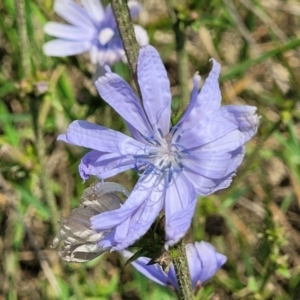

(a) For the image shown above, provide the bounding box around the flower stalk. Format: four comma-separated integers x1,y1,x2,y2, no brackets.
110,0,194,296
111,0,139,84
170,239,194,300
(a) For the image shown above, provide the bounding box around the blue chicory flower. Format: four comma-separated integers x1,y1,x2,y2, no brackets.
43,0,148,65
58,45,259,251
123,241,227,290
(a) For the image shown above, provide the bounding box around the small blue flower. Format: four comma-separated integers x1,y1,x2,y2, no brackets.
59,45,259,250
43,0,148,65
123,241,227,290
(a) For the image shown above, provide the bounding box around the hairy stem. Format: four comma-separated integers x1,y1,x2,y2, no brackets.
170,239,194,300
110,0,140,90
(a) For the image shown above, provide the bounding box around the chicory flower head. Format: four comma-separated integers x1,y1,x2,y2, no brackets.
43,0,148,65
124,241,226,290
59,45,259,251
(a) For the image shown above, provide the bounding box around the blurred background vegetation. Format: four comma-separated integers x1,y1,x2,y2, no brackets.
1,0,300,299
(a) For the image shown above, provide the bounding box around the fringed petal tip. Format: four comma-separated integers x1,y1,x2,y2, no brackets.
95,68,116,88
209,58,222,73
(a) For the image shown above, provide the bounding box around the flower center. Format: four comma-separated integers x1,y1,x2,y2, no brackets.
98,27,115,45
135,132,184,180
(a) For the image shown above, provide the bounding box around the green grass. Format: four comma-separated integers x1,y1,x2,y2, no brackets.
0,0,300,299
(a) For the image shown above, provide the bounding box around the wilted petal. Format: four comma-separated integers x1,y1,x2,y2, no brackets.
95,69,153,137
52,182,126,262
138,45,171,135
43,39,91,56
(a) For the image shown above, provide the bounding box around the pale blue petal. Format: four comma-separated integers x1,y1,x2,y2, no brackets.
185,244,199,287
112,176,164,250
44,22,95,40
102,4,115,28
182,147,245,187
81,0,105,24
128,0,142,18
178,59,221,130
177,106,259,151
62,120,145,154
165,174,197,247
127,241,226,290
181,152,232,179
176,72,201,127
79,150,136,180
95,69,153,138
226,146,245,173
122,250,177,287
54,0,95,30
165,200,197,247
191,242,227,283
92,174,164,250
138,45,171,135
91,175,154,230
184,170,235,195
126,122,147,143
43,39,91,56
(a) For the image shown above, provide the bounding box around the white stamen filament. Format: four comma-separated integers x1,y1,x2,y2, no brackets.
135,132,183,176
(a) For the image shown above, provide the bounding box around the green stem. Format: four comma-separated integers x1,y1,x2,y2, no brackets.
15,0,31,77
170,240,194,300
110,0,140,90
30,97,60,233
111,1,193,297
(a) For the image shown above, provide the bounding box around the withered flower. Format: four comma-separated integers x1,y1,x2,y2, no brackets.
52,182,128,262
